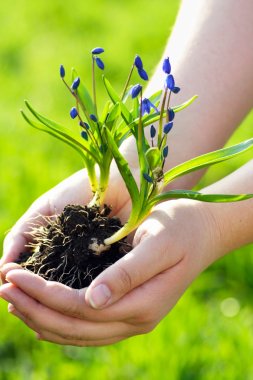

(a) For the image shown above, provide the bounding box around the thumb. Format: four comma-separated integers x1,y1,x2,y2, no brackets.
85,215,184,309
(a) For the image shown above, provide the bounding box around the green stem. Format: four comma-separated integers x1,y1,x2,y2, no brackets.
157,88,168,146
138,90,150,209
165,91,172,122
121,63,135,101
104,212,139,245
92,57,98,116
86,161,98,195
88,162,110,207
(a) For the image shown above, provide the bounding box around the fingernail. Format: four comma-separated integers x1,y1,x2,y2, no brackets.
88,284,111,309
8,303,15,313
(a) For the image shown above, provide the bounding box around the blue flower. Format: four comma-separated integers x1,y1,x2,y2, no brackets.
143,172,153,183
168,108,175,121
162,57,171,74
131,84,142,98
165,74,175,91
150,125,156,139
172,86,180,94
60,64,65,78
163,146,169,158
71,77,80,90
70,107,78,119
90,114,98,122
79,121,90,129
141,98,158,115
81,131,88,141
138,68,148,81
95,57,105,70
165,75,180,94
163,122,173,134
91,47,104,55
134,55,143,70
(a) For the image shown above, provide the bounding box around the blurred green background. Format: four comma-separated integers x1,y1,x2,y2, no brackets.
1,0,253,379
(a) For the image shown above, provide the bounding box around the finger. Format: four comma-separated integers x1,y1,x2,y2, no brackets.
0,283,132,341
2,268,119,322
8,303,41,333
8,303,125,346
0,263,22,284
85,208,185,309
2,256,191,329
38,332,125,347
3,267,152,323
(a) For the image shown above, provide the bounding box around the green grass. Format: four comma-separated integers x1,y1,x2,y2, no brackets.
1,0,253,378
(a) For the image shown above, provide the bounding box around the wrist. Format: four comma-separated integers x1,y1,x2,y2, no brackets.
153,198,223,275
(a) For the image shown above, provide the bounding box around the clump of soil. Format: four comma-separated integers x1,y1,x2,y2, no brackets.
17,204,131,289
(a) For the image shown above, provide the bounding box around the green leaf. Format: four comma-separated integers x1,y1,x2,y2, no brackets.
103,76,133,125
149,189,253,206
72,68,96,115
132,97,140,119
172,95,198,113
100,100,111,124
149,90,162,105
164,139,253,185
21,110,87,162
24,101,100,163
104,127,140,207
107,102,121,129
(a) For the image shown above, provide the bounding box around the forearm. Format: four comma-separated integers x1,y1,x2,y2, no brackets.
200,159,253,266
123,0,253,189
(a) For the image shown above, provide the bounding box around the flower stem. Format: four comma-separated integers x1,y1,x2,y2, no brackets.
121,63,135,101
165,91,172,122
88,164,109,207
157,88,168,146
92,56,98,116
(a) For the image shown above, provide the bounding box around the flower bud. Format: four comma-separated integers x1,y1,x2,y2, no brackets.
172,86,180,94
163,146,169,158
162,57,171,75
60,64,65,78
91,47,104,55
143,173,153,183
163,122,173,134
138,68,149,81
70,107,78,119
81,131,88,141
90,114,98,122
168,108,175,121
165,74,175,91
141,98,151,115
71,77,80,90
79,121,90,129
131,84,142,99
95,57,105,70
150,125,156,138
141,98,158,115
134,55,143,69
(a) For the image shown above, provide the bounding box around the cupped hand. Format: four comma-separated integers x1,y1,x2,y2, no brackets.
0,198,221,346
1,165,132,267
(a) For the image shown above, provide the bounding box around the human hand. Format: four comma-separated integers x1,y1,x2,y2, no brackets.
0,198,221,346
0,163,134,268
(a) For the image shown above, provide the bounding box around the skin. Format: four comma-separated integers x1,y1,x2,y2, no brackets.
1,0,253,346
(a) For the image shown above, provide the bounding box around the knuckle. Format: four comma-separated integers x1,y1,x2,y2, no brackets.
133,227,150,247
138,322,157,334
132,309,157,326
115,265,133,293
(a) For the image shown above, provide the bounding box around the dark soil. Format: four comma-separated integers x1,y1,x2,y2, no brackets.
17,204,131,289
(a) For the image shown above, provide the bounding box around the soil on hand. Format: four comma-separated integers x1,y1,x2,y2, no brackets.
17,204,130,289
